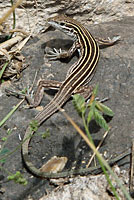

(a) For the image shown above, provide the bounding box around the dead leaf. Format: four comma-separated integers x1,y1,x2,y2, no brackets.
40,156,68,173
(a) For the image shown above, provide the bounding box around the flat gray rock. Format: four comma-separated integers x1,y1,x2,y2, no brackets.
0,16,134,200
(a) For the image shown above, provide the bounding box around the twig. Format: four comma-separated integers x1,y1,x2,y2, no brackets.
129,139,134,197
10,0,16,30
86,129,110,168
0,0,23,25
29,71,38,93
0,35,24,50
9,29,29,36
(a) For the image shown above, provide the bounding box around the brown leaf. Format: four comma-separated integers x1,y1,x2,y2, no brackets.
40,156,68,173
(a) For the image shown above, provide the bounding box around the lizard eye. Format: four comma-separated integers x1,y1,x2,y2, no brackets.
60,22,65,26
70,28,74,32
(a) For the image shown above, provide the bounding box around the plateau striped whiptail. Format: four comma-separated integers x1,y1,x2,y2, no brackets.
22,15,121,178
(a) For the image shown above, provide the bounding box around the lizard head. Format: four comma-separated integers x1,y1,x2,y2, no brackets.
47,15,78,40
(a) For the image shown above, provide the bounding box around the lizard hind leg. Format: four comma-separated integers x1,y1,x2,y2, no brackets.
31,79,62,108
95,36,120,47
73,85,94,101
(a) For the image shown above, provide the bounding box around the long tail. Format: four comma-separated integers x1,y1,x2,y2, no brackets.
21,92,72,178
22,124,131,178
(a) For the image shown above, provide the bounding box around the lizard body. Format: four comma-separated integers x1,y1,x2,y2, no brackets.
22,15,121,178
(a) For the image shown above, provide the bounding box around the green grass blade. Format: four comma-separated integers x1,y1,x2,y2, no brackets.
0,61,9,80
0,99,24,127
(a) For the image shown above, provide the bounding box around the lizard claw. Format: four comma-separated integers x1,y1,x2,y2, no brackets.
108,35,121,43
46,48,63,60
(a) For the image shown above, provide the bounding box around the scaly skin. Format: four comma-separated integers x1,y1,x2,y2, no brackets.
22,15,122,178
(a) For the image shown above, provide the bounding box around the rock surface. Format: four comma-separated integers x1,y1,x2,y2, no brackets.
0,0,134,33
40,167,129,200
0,2,134,200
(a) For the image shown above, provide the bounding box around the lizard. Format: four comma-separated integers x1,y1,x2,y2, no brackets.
21,15,122,178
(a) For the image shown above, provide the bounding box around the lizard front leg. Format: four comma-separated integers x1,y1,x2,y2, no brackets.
46,40,80,60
